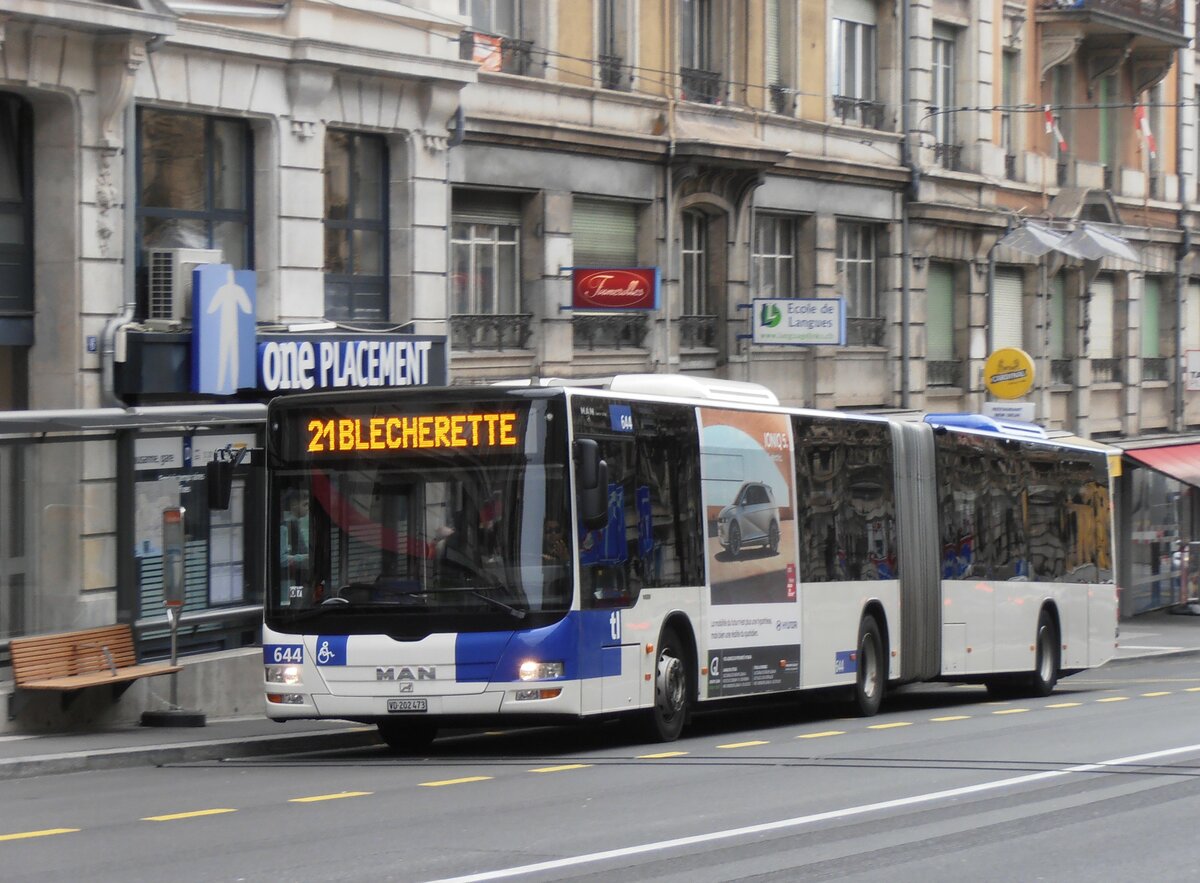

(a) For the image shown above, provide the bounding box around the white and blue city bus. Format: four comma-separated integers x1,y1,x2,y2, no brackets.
259,374,1117,751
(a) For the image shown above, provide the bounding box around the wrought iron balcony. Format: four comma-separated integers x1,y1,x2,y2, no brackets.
1142,356,1168,382
1036,0,1183,37
832,95,886,129
928,360,963,387
769,82,794,115
934,143,962,171
1091,357,1122,383
501,38,535,76
679,314,718,349
450,313,533,352
680,67,722,104
1005,154,1018,180
599,53,625,90
573,313,648,351
1051,359,1074,385
1056,159,1070,187
844,317,885,347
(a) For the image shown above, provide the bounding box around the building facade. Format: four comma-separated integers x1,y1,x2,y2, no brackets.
2,0,1200,705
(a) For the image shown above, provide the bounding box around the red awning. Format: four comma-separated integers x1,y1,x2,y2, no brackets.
1125,443,1200,488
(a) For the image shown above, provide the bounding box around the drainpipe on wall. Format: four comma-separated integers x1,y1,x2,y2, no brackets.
899,0,913,410
662,0,675,373
1175,52,1190,433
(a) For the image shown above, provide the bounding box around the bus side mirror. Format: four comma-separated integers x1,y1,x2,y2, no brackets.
575,439,608,531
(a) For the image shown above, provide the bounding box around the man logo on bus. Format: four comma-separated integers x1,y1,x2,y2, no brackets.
376,666,437,681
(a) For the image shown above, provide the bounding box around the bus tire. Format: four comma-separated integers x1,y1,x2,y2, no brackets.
1025,609,1060,697
644,627,690,742
853,615,885,717
377,719,438,754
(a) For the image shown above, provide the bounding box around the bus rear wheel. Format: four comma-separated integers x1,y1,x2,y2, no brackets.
853,615,884,717
1025,609,1060,697
643,627,690,742
377,719,438,754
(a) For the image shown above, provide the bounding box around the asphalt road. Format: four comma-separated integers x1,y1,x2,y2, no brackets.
5,655,1200,882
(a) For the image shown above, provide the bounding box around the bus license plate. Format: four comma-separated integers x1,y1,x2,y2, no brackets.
387,698,427,713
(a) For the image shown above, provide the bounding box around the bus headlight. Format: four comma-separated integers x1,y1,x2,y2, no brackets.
518,660,564,681
265,665,302,685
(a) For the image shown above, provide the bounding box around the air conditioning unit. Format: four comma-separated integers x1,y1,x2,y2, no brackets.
146,247,224,326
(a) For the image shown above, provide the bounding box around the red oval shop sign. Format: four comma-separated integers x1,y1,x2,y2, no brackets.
572,268,659,310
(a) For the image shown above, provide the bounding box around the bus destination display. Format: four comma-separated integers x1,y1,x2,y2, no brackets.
305,411,520,454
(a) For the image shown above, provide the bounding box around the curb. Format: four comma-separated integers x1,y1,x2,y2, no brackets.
0,726,382,782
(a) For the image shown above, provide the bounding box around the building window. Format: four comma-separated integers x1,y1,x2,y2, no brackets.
324,131,388,322
463,0,518,35
765,0,793,114
598,0,631,90
837,222,881,345
137,108,252,269
680,0,720,103
0,92,31,410
1142,276,1167,381
931,26,958,169
572,198,646,350
992,268,1024,351
1049,273,1071,385
460,0,533,75
1088,275,1119,383
1001,51,1018,179
450,191,529,351
680,209,718,349
926,262,960,386
753,214,796,297
832,12,879,127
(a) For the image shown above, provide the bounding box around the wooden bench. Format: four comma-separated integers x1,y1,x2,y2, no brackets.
10,624,180,705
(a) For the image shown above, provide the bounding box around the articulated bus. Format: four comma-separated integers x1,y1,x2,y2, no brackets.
260,374,1117,750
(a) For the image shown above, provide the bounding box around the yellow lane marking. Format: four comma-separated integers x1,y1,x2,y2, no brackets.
142,809,237,822
638,751,688,759
0,828,79,841
1141,692,1170,697
798,731,846,739
1097,696,1129,703
1187,687,1200,693
529,764,592,773
419,776,492,788
1046,702,1081,708
931,715,970,722
993,708,1029,715
867,722,912,730
289,791,373,803
717,740,769,749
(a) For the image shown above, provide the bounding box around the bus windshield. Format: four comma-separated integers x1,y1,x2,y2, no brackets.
266,395,571,631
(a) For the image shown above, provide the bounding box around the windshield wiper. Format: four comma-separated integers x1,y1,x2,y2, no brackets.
429,585,526,619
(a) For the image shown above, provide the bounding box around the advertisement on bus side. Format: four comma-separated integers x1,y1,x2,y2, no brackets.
699,408,801,697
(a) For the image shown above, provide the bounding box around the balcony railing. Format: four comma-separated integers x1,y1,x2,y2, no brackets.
599,53,625,90
450,313,533,352
573,313,648,350
833,95,886,129
1037,0,1182,33
501,38,535,76
1051,359,1074,385
928,359,963,387
846,317,886,347
1056,159,1070,186
679,314,719,349
934,143,962,171
1142,356,1169,382
1005,153,1018,180
459,33,536,76
769,82,794,115
680,67,721,104
1092,357,1122,383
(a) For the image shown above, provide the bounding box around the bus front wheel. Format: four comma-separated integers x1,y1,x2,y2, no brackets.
853,615,885,717
644,627,690,742
1025,609,1060,697
377,719,438,754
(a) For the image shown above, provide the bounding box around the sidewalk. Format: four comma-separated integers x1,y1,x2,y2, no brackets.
2,609,1199,781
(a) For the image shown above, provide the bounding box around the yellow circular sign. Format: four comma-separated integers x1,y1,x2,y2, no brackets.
983,347,1035,399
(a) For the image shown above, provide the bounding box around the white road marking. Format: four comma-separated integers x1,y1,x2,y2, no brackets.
424,742,1200,883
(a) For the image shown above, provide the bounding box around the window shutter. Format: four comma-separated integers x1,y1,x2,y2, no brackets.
1087,276,1115,359
926,263,954,360
452,191,521,227
1142,277,1161,359
765,0,780,85
1187,282,1200,351
1048,274,1066,359
573,199,638,267
992,269,1024,351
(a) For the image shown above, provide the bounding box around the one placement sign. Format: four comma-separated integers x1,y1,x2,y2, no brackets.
752,298,845,345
